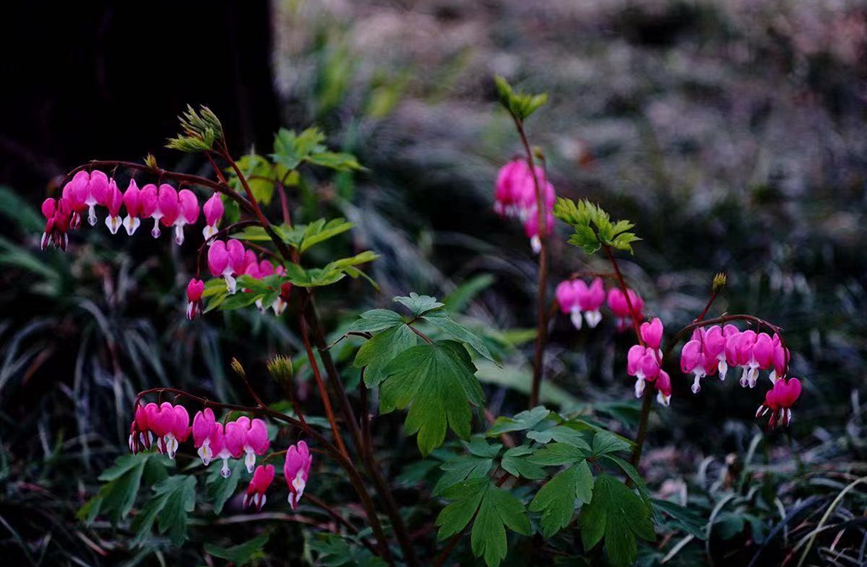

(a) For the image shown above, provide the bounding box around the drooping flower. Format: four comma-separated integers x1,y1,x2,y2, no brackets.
186,278,205,320
627,344,661,397
756,377,802,428
157,184,179,233
192,408,220,466
702,325,728,380
208,239,247,294
225,417,271,473
128,403,152,454
556,280,580,328
523,207,554,255
147,402,190,460
655,370,672,407
735,330,759,388
122,180,143,235
681,338,711,394
138,184,161,238
244,464,275,511
284,440,312,510
40,197,72,251
607,288,644,330
62,171,90,229
769,334,790,383
640,318,664,355
85,171,109,226
104,179,124,235
202,194,224,243
577,278,606,328
274,281,292,316
173,189,200,245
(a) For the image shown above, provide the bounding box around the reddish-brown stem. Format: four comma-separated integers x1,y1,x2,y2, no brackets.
297,310,350,460
512,117,550,409
694,289,720,324
407,324,434,344
303,300,420,567
603,245,644,345
134,386,393,563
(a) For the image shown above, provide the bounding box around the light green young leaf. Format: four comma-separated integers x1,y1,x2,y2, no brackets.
422,310,496,362
226,153,275,205
353,324,417,387
578,474,655,567
380,340,485,455
393,292,444,317
300,218,354,253
529,460,594,537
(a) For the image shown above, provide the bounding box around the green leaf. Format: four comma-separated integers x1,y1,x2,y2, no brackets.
380,341,485,455
494,76,548,121
652,499,707,540
271,127,326,170
487,406,552,436
528,443,589,466
309,533,387,567
500,446,547,480
436,478,530,567
132,475,197,547
592,431,633,456
0,186,43,232
79,453,161,526
433,451,495,497
526,425,589,448
393,292,444,317
204,533,269,564
300,218,354,253
227,153,275,205
422,311,496,363
529,460,594,537
306,151,364,172
348,309,404,333
601,454,650,505
207,459,244,514
578,474,655,567
353,324,417,387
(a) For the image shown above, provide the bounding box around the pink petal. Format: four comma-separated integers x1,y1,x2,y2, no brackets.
178,189,200,224
208,241,229,277
88,171,109,205
158,184,179,226
123,180,142,216
139,184,159,217
226,239,246,273
246,419,270,454
203,194,224,226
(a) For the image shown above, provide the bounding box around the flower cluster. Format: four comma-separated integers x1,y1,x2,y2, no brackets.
128,403,313,511
555,278,645,331
41,172,224,252
680,325,801,428
200,238,292,318
626,318,670,406
494,158,555,253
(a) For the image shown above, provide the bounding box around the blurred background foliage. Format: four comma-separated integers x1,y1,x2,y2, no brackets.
1,0,866,565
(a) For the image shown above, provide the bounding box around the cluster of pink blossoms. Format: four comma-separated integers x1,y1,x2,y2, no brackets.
556,278,645,331
494,159,556,254
128,403,312,511
41,170,227,250
627,318,670,406
681,325,801,427
182,238,293,320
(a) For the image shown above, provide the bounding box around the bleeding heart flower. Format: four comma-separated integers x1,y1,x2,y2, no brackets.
139,184,161,238
607,288,644,331
523,207,554,254
147,402,190,460
655,370,672,407
284,441,312,510
158,184,179,229
244,464,275,511
173,189,200,245
756,377,802,428
640,318,664,353
86,171,110,226
627,344,660,397
104,179,124,235
122,180,143,235
202,194,224,243
186,278,205,320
